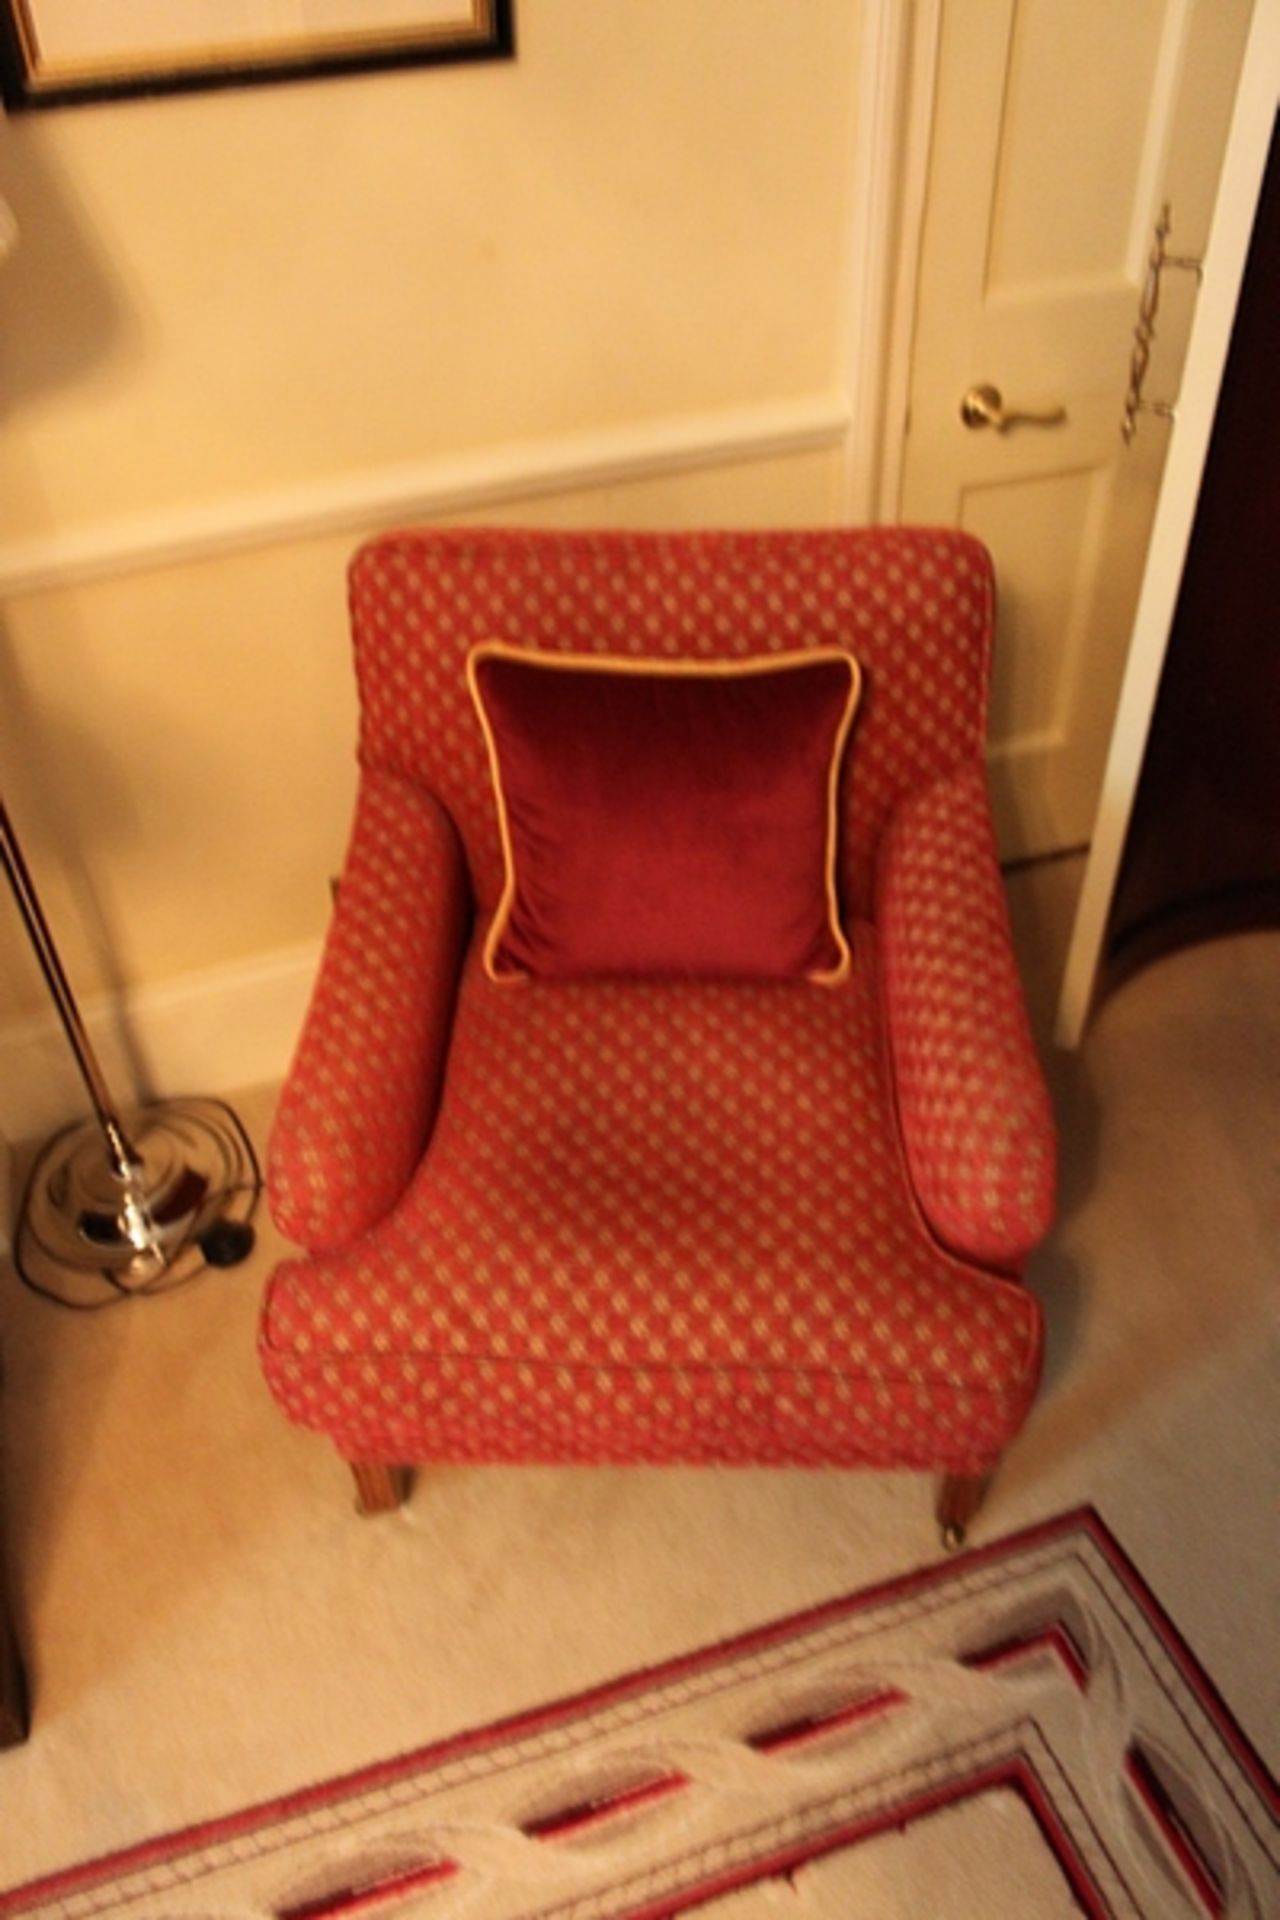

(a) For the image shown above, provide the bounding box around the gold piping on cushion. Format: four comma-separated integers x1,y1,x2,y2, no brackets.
466,642,862,988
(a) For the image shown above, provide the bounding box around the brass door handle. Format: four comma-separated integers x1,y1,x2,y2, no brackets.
960,383,1067,432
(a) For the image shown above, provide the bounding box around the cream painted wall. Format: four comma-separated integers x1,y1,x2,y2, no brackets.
0,0,864,1062
0,1,861,541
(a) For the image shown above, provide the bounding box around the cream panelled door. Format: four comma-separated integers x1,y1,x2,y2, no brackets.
899,0,1253,860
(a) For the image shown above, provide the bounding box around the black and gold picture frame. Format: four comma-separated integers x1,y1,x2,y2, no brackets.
0,0,514,110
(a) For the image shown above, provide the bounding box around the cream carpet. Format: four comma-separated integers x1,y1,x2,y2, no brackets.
0,869,1277,1907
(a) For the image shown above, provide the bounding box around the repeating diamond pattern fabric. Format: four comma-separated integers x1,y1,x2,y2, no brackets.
878,762,1058,1267
267,770,470,1254
259,526,1055,1483
347,527,991,921
260,938,1042,1472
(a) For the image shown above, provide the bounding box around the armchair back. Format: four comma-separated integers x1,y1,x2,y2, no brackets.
348,526,993,920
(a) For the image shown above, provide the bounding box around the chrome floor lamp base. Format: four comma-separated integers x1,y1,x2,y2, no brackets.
2,796,260,1311
16,1096,259,1310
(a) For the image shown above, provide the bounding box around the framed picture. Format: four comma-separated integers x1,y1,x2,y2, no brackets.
0,0,514,110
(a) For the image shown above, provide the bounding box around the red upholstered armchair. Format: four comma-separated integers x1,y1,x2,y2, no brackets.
260,528,1056,1546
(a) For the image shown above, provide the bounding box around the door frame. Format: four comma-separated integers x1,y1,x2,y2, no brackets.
845,0,942,522
1056,4,1280,1045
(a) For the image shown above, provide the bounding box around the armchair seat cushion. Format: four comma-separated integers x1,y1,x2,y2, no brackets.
260,933,1042,1475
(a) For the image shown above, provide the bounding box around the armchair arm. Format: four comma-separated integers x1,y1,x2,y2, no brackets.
267,767,471,1254
876,760,1057,1268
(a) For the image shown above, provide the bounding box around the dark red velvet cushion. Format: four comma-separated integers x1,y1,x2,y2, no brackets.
468,645,860,983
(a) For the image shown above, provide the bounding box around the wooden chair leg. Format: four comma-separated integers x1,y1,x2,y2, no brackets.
936,1471,992,1552
0,1621,27,1749
348,1461,410,1515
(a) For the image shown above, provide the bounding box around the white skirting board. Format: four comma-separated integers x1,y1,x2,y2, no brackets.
0,938,320,1245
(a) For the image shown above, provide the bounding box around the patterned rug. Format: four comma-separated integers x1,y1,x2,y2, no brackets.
1,1508,1274,1919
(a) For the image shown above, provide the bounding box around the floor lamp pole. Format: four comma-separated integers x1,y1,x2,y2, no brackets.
1,796,139,1179
0,207,255,1306
0,792,259,1308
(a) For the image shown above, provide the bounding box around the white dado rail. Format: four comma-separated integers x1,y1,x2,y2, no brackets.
0,393,850,598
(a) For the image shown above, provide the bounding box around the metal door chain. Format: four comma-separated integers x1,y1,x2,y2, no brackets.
1122,203,1203,444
